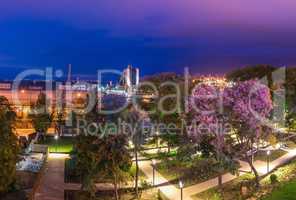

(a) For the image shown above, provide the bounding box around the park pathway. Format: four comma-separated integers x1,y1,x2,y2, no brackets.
34,154,76,200
35,149,296,200
138,148,296,200
138,158,194,200
34,154,128,200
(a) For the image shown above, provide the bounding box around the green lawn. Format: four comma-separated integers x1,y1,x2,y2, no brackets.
141,150,177,160
263,180,296,200
156,158,225,188
39,136,75,153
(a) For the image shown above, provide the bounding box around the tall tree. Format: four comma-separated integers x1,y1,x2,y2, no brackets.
75,134,131,200
227,66,296,137
224,80,273,187
189,80,273,188
75,135,100,198
188,83,238,188
140,73,184,149
121,105,146,198
0,96,19,195
30,93,53,140
97,134,132,200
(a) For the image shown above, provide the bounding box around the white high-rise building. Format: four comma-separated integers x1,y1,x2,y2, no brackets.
121,65,139,94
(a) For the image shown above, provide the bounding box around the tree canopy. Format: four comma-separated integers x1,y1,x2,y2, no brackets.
0,96,19,194
30,93,53,139
188,80,273,187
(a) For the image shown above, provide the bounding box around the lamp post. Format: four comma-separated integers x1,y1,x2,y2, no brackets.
54,135,59,153
179,180,184,200
267,150,271,173
156,131,159,149
152,159,156,186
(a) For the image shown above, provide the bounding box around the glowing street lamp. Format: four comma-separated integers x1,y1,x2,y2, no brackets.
152,159,156,186
179,180,184,200
54,135,59,153
267,150,271,173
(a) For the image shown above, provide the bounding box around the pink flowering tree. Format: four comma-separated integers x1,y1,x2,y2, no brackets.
189,80,273,187
189,83,238,187
223,80,273,187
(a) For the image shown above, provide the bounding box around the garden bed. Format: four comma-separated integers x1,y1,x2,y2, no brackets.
141,150,177,160
65,158,147,185
156,158,227,188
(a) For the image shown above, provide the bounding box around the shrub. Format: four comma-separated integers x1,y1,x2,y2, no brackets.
185,158,216,181
141,179,152,190
212,193,222,200
270,174,278,184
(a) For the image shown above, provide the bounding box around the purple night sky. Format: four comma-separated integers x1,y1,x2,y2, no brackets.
0,0,296,78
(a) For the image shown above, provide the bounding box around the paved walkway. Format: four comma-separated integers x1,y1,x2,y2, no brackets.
34,154,78,200
34,154,128,200
138,148,296,200
138,158,192,200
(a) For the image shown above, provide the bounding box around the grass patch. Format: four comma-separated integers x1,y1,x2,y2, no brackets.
38,136,75,153
65,158,148,186
192,156,296,200
284,141,296,149
262,180,296,200
129,163,147,180
141,150,177,160
156,158,227,188
255,149,287,162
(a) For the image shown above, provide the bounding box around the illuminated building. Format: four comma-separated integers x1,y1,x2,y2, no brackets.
120,65,140,94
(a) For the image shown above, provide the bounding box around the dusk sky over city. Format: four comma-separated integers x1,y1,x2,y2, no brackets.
3,2,296,200
1,0,296,78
